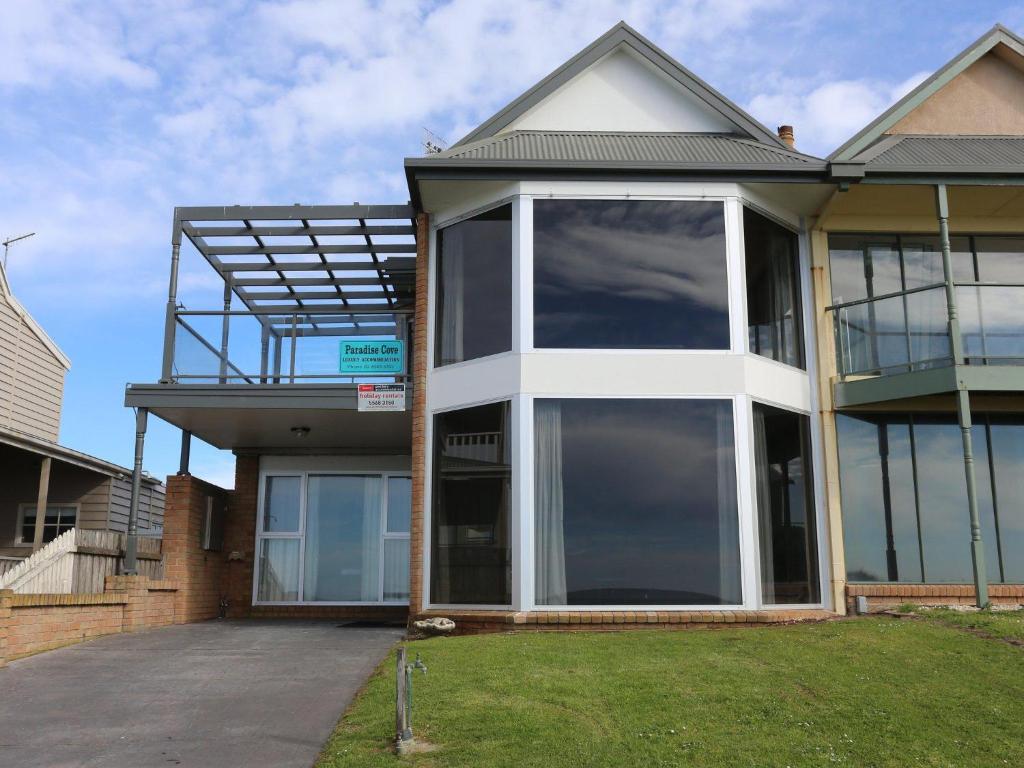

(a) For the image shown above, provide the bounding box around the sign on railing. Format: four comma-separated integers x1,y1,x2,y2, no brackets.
340,339,405,375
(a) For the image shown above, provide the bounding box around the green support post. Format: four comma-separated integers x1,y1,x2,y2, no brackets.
936,184,989,608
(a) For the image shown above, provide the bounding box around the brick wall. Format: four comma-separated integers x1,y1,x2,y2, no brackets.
0,576,179,665
162,474,231,623
223,455,259,618
409,212,428,617
847,583,1024,612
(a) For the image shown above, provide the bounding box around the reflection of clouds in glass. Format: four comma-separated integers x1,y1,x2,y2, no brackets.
533,200,729,349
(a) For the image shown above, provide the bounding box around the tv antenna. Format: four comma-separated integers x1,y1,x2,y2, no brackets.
2,232,35,268
422,127,448,155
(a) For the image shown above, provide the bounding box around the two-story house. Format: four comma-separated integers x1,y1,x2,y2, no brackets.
125,22,1024,628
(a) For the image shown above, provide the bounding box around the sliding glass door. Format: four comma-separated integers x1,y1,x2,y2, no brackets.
255,471,411,605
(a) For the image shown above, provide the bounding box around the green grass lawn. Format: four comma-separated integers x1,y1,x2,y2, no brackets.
915,607,1024,642
318,618,1024,768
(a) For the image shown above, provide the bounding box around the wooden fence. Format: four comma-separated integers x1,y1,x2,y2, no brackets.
0,529,162,594
0,556,24,579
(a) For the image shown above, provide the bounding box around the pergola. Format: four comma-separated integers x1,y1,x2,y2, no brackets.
163,204,418,383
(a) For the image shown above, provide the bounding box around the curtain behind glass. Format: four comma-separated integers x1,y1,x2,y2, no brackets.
438,226,464,366
753,406,775,603
258,539,300,601
535,400,567,605
716,403,741,604
303,475,382,602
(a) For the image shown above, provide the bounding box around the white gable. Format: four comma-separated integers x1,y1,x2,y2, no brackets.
505,47,737,135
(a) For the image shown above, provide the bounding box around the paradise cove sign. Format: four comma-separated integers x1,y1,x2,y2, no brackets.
339,339,405,375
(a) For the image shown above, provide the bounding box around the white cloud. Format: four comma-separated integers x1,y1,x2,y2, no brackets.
0,1,158,88
748,71,930,156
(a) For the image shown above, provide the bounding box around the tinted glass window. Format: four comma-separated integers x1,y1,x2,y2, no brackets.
435,205,513,366
744,208,804,368
973,237,1024,283
533,200,729,349
988,418,1024,582
753,403,819,603
836,413,1006,584
431,402,511,605
828,234,971,304
534,398,741,606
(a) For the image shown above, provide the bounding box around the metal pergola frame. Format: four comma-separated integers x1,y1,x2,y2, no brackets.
162,204,417,383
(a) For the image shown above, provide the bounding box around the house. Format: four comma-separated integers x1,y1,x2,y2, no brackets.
0,257,164,570
124,22,1024,629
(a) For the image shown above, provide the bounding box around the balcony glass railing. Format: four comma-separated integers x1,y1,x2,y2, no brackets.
831,283,1024,378
958,284,1024,366
831,284,951,377
169,308,413,384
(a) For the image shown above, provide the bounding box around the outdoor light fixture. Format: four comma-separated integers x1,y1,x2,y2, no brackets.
290,426,311,438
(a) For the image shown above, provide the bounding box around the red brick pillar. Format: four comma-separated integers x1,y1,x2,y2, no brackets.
0,589,11,668
409,213,429,618
223,455,259,618
162,473,230,623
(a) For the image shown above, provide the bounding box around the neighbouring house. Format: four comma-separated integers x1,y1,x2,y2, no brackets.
122,22,1024,630
0,258,164,573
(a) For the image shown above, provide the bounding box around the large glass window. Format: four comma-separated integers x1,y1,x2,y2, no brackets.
534,398,741,606
835,413,1024,584
753,403,819,604
431,402,511,605
533,199,729,349
255,471,411,603
744,208,804,368
435,205,513,366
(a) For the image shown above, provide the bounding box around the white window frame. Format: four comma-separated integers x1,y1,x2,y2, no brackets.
15,503,79,547
252,470,411,607
423,394,517,611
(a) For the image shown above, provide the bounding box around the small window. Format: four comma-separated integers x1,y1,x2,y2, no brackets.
262,476,301,532
20,505,77,545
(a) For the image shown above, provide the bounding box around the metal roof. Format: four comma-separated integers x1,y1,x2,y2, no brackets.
830,24,1024,161
851,135,1024,173
453,22,788,150
413,130,825,170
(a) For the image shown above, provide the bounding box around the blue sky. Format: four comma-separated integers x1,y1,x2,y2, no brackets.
1,0,1021,488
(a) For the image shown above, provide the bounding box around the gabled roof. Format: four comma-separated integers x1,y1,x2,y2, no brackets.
0,260,71,370
417,130,823,170
830,24,1024,161
453,21,787,149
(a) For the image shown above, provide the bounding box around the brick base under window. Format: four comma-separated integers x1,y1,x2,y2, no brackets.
846,583,1024,612
414,608,834,634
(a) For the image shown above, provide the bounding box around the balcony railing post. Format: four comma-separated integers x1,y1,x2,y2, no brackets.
272,330,283,384
160,231,182,383
289,314,298,384
260,325,270,383
219,282,231,384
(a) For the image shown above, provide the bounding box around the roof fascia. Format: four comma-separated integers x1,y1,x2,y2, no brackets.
452,22,787,149
830,24,1024,162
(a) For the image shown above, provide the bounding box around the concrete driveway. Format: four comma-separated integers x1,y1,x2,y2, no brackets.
0,620,404,768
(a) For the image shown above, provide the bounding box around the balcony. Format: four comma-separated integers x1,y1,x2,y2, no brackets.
125,204,419,450
829,282,1024,406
